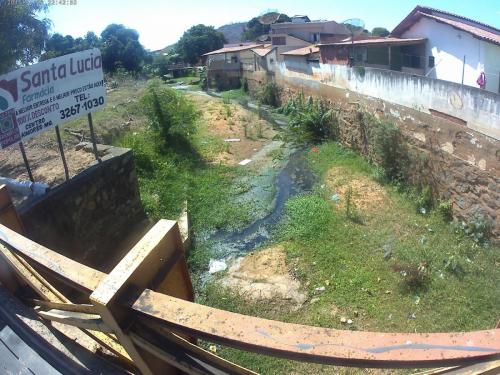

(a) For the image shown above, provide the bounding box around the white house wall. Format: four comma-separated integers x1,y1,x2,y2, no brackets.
401,17,500,93
277,61,500,140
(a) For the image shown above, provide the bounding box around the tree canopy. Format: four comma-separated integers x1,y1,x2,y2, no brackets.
0,0,50,74
42,31,100,60
241,13,290,41
100,24,146,72
371,27,390,37
176,24,226,65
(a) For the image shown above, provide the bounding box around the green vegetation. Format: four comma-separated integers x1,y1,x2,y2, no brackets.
280,93,337,142
220,88,248,102
0,0,49,73
43,24,147,73
140,80,199,142
201,142,499,374
176,24,226,64
257,81,281,107
117,82,251,237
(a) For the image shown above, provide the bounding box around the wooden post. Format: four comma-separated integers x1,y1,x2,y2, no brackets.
18,142,34,182
90,220,191,374
55,126,70,181
87,113,101,163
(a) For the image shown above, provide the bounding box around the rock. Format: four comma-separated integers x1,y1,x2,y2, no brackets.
340,317,347,323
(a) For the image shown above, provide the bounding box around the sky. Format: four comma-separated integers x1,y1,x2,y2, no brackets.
47,0,500,51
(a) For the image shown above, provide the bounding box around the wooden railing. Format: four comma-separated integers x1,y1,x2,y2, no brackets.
0,185,499,374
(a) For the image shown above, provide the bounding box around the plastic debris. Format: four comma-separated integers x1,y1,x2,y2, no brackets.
208,259,227,274
408,312,417,320
224,138,241,142
330,194,340,203
239,159,252,166
340,317,347,323
325,280,330,286
347,319,353,325
209,345,217,353
315,286,326,293
419,207,427,214
414,295,420,305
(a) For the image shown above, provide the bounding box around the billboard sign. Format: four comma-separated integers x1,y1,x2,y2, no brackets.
0,48,106,150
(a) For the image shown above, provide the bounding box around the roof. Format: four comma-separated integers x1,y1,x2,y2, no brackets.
203,44,265,56
281,46,320,56
391,6,500,46
319,37,426,47
252,46,275,57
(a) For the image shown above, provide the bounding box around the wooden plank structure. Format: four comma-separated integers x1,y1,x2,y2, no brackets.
0,185,499,374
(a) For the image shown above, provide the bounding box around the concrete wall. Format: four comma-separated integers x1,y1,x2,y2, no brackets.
401,17,500,93
277,61,500,140
19,146,147,272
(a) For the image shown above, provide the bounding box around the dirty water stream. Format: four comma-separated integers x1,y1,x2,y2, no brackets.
193,91,317,277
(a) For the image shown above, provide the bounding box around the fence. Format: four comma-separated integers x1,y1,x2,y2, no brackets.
0,185,498,374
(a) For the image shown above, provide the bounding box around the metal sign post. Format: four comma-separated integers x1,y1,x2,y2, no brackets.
87,113,101,163
55,126,70,181
18,142,34,182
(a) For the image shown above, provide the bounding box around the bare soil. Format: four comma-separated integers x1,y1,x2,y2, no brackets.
188,94,277,166
220,246,306,307
324,166,389,211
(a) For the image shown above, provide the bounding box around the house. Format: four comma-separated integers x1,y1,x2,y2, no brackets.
280,46,320,76
248,45,277,72
202,43,271,89
319,36,428,75
270,16,350,59
391,6,500,93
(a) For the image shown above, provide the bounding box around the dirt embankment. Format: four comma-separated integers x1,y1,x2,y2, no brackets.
188,94,277,165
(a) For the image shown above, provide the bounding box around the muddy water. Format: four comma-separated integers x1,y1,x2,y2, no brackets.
207,149,316,258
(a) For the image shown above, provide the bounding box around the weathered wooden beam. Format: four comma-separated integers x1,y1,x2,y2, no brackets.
37,309,113,333
91,220,186,375
29,299,96,314
0,223,105,293
132,290,500,369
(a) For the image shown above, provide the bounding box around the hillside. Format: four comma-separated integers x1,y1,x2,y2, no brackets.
217,22,246,43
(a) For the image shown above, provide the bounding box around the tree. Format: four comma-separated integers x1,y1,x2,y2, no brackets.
241,13,291,41
176,24,226,65
100,24,146,72
371,27,390,37
0,1,50,73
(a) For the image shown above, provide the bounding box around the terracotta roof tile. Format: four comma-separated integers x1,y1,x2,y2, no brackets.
281,46,319,56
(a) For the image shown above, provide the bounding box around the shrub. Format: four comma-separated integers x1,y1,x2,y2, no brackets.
456,213,491,245
393,261,431,293
437,200,453,221
140,79,199,142
372,121,409,183
258,81,281,107
280,93,337,143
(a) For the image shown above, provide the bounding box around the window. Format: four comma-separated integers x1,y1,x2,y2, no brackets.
428,56,435,68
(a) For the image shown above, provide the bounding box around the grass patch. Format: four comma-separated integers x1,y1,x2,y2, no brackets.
199,142,500,374
220,88,248,102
